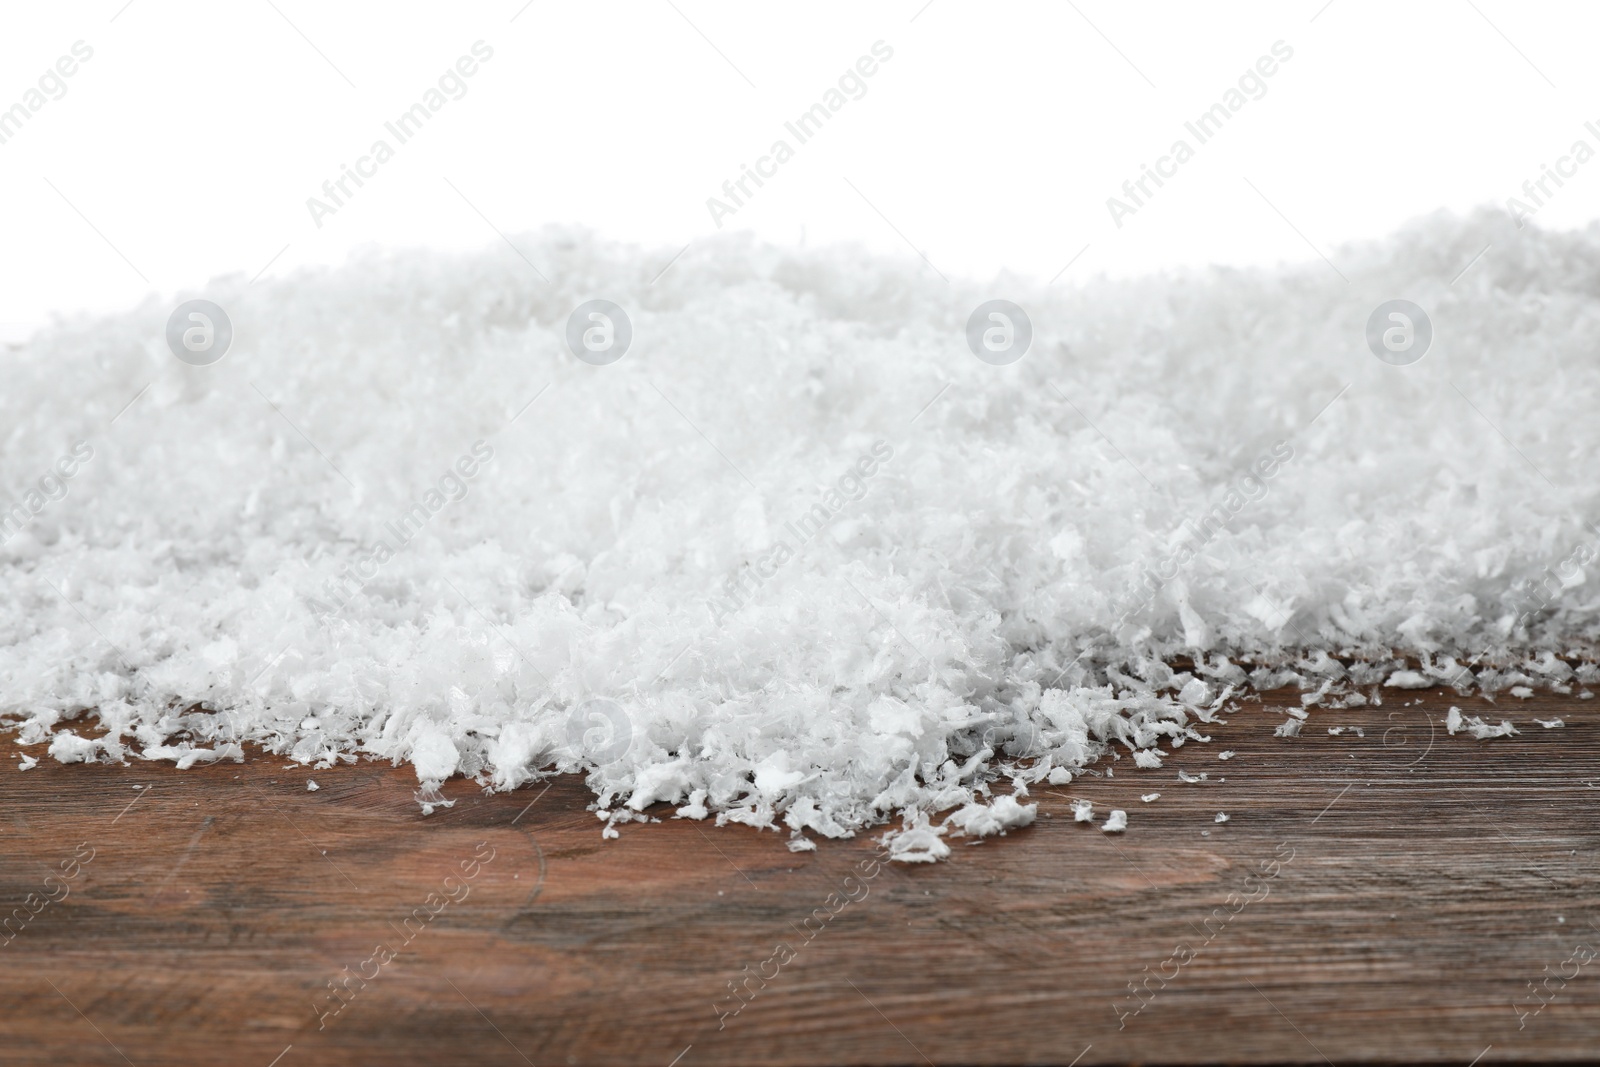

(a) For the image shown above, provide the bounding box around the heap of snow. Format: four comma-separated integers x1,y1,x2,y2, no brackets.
4,211,1600,853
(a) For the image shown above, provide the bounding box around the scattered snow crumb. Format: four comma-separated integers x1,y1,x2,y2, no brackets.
410,727,460,785
1386,670,1433,689
1133,749,1164,769
882,812,951,863
786,837,817,853
48,732,100,764
1072,799,1094,822
674,789,710,821
1047,767,1073,785
1201,830,1211,837
1217,751,1236,760
1215,812,1229,823
1581,690,1595,700
1177,771,1208,783
1102,810,1127,833
1141,793,1161,803
1535,718,1566,729
1510,686,1535,699
1274,719,1303,738
1301,682,1334,708
945,795,1037,837
415,786,456,816
306,780,319,791
18,754,37,771
1445,706,1519,739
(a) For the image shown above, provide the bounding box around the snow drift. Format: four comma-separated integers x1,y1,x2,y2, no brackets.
4,209,1599,853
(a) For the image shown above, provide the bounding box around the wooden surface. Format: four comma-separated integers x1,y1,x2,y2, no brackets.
3,686,1599,1066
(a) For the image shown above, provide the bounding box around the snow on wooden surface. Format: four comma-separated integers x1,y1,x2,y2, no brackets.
3,685,1598,1065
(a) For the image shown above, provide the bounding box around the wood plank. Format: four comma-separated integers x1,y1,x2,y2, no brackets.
3,686,1598,1065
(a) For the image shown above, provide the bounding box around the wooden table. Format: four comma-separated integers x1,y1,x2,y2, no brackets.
3,686,1597,1065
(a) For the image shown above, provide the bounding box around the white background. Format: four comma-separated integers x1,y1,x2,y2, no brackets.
3,0,1598,341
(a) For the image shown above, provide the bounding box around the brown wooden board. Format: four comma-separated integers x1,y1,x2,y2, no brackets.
2,686,1599,1066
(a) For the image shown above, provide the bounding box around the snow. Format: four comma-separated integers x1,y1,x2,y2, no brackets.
1385,670,1433,689
1445,706,1520,740
945,794,1037,837
881,812,951,863
1102,810,1128,833
5,213,1600,854
409,727,460,785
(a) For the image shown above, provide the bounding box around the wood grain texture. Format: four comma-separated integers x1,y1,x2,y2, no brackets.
3,686,1599,1066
